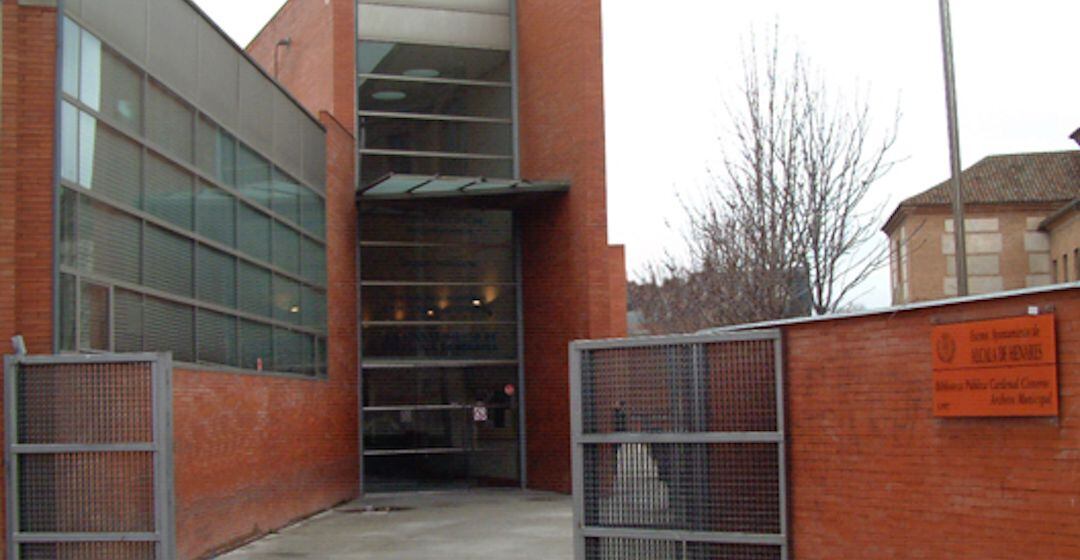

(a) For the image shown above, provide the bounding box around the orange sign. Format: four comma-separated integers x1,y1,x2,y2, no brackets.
932,314,1057,417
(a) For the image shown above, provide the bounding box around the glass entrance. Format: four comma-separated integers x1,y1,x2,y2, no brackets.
360,207,521,491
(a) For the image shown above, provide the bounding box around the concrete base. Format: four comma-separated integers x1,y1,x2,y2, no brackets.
216,489,573,559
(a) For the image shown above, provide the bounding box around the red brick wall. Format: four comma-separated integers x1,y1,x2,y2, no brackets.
608,245,628,337
247,0,355,135
0,3,58,556
517,0,618,493
174,112,358,560
1,1,56,356
784,287,1080,559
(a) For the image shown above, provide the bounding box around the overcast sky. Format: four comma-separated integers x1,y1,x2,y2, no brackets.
194,0,1080,309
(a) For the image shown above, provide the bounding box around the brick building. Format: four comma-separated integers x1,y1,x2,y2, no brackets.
883,149,1080,305
1,0,624,556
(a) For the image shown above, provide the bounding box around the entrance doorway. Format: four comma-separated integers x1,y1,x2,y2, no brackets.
359,207,521,491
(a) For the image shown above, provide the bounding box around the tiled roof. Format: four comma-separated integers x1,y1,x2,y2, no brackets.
901,151,1080,207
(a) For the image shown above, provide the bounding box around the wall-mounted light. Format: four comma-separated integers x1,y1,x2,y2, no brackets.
289,305,301,314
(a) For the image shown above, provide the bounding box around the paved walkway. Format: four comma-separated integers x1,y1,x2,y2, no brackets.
217,489,574,560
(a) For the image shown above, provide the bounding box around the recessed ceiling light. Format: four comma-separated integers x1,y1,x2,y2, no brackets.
372,90,406,101
403,68,440,78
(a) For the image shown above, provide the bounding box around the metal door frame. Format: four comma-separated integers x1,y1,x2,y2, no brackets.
570,330,788,559
3,352,175,559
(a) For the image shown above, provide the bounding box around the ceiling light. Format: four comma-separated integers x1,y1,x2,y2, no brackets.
289,305,300,313
472,299,483,307
403,68,440,78
372,90,406,101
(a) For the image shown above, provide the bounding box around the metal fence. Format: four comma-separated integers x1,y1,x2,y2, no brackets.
4,353,175,560
570,331,787,559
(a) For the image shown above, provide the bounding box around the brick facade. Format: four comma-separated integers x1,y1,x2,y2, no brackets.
517,0,618,493
784,287,1080,559
0,2,59,555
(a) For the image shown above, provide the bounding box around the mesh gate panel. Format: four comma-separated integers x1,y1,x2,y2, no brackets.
18,452,155,532
17,362,154,444
20,543,158,560
585,538,782,560
5,354,173,560
573,332,786,559
582,340,777,434
583,442,781,533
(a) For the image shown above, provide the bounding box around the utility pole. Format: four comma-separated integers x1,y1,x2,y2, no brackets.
939,0,968,296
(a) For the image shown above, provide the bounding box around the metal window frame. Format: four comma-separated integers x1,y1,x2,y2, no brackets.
4,352,176,560
569,329,789,559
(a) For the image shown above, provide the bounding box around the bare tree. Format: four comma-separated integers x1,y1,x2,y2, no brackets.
633,30,898,334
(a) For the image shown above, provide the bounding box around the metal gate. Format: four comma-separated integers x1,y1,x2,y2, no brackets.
4,353,175,560
570,331,787,559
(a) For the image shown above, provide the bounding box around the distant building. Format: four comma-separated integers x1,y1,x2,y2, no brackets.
883,150,1079,305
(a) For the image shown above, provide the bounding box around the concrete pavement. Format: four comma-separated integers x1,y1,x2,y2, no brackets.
216,489,574,559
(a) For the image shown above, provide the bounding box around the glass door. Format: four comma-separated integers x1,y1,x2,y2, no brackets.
359,207,521,491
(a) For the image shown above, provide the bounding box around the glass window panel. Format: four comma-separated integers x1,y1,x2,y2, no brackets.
77,196,141,285
360,154,512,186
98,48,142,133
273,222,301,275
271,169,301,224
301,238,326,286
195,117,216,177
363,366,518,407
361,208,511,245
145,153,193,229
360,79,511,119
79,30,102,109
195,181,235,247
62,18,80,98
146,80,193,162
237,204,271,262
144,225,193,297
317,336,327,374
300,286,327,331
216,130,237,186
196,245,236,308
60,102,79,183
81,117,142,208
361,324,517,360
360,245,513,283
144,297,194,363
114,289,143,353
238,262,271,317
361,117,512,155
273,328,307,374
272,275,302,325
79,281,110,351
358,41,510,82
197,310,238,367
59,188,77,268
362,285,516,323
58,274,77,352
239,320,272,371
77,112,96,188
237,144,271,208
298,186,325,238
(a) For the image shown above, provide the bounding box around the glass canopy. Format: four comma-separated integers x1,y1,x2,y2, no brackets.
358,173,568,200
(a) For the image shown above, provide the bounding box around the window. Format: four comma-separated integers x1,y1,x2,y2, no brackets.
357,40,514,186
57,18,327,376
